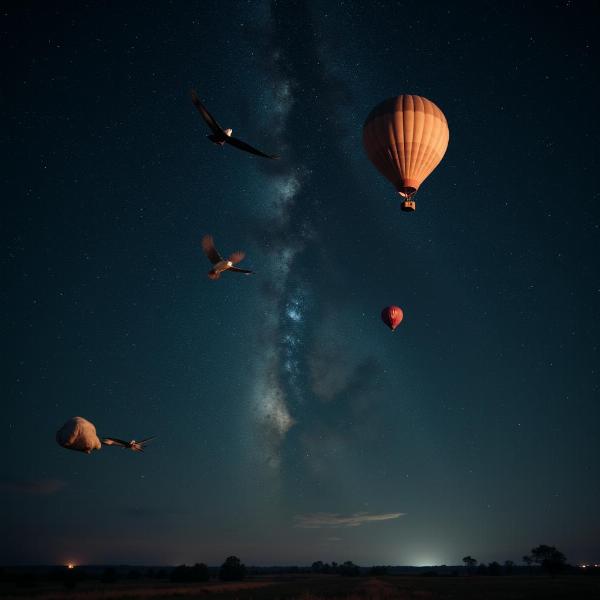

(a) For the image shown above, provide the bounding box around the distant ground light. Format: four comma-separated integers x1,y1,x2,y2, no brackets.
411,557,444,568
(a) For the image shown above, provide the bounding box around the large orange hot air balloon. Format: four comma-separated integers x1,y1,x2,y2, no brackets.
363,95,449,212
381,306,403,331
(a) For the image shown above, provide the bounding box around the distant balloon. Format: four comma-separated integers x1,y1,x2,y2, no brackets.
363,95,449,212
381,306,404,331
56,416,102,454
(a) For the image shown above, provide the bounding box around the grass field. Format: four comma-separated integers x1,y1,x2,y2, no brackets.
2,574,600,599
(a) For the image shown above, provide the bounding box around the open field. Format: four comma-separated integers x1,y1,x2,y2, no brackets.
2,574,600,600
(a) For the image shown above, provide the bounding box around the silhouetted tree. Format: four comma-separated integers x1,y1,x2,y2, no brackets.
170,565,187,582
311,561,324,573
370,565,389,575
488,561,501,576
189,563,209,581
219,556,246,581
462,556,477,575
504,560,514,575
522,555,533,574
339,561,360,576
531,545,566,575
476,563,488,575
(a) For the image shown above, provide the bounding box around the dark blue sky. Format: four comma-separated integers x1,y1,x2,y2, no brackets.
2,1,599,566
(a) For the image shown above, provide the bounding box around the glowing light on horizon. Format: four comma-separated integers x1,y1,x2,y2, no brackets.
411,556,443,567
67,563,75,569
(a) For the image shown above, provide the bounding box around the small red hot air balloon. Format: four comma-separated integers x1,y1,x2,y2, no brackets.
381,306,403,331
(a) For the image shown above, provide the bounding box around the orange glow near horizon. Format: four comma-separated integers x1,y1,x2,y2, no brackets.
67,563,75,569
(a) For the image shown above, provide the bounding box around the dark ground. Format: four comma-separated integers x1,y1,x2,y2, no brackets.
2,574,600,599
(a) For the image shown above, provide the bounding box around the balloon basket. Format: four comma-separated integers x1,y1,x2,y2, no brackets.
401,200,416,212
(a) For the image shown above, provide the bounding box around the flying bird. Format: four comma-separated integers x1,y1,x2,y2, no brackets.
101,436,156,452
202,234,253,280
191,89,280,159
56,416,154,454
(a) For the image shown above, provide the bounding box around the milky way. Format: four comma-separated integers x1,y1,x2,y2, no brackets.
2,0,599,566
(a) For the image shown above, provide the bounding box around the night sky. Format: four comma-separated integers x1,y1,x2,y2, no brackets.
2,1,599,567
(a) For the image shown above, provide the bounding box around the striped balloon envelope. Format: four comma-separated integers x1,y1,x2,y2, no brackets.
363,95,449,212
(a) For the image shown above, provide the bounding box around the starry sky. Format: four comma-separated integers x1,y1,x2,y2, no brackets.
2,1,599,567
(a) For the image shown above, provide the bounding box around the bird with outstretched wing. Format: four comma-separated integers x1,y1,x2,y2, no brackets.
191,90,279,160
102,436,156,452
201,235,253,280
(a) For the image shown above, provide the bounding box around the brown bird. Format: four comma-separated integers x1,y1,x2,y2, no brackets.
202,234,253,280
101,436,156,452
191,90,279,159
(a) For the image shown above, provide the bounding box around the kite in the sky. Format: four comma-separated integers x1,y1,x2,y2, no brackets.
363,95,449,212
191,89,280,159
56,416,154,454
202,234,253,280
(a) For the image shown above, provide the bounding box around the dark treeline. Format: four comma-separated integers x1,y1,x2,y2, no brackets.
0,556,248,589
1,545,599,590
310,561,360,576
462,545,572,577
171,556,246,582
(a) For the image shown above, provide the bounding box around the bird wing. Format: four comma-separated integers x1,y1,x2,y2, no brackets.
228,251,245,264
191,90,223,134
129,436,156,452
137,436,156,445
226,135,279,159
229,266,253,274
202,235,223,264
102,437,129,447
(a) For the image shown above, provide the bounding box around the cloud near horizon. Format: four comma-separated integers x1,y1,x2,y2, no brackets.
0,478,66,496
294,511,405,529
